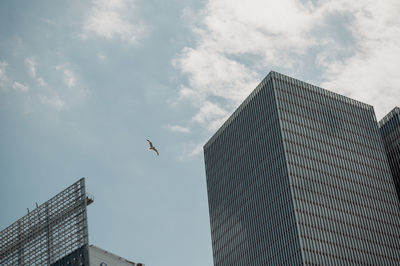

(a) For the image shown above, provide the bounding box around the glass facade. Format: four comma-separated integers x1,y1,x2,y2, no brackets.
379,107,400,203
204,71,400,265
0,178,90,266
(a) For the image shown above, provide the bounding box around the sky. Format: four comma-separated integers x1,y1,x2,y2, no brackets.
0,0,399,265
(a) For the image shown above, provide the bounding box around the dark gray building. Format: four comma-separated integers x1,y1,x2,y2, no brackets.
379,107,400,202
203,71,400,265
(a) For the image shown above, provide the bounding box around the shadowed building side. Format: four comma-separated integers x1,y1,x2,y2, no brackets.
204,73,303,265
379,107,400,203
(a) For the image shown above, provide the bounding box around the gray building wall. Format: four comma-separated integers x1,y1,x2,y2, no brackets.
204,74,302,265
379,107,400,203
203,71,400,265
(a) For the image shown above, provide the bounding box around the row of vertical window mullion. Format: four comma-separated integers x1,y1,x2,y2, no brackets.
208,91,281,232
278,77,400,264
280,121,392,188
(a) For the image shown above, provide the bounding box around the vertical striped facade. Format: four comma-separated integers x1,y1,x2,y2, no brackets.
203,71,400,265
379,107,400,203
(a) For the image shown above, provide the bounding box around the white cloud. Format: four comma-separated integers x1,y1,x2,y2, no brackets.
12,82,29,93
82,0,146,43
39,94,66,111
37,77,47,87
1,62,29,93
173,0,324,133
63,69,77,88
174,48,260,105
191,101,229,132
0,61,9,88
2,58,86,112
319,0,400,119
56,64,77,88
24,56,50,88
173,48,259,133
98,53,107,60
164,124,191,133
24,57,37,78
173,0,400,138
180,141,205,159
195,0,320,64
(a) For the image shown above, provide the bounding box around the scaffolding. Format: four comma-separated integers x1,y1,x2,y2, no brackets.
0,178,90,265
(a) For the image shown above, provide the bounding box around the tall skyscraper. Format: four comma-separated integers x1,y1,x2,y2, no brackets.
203,71,400,265
379,107,400,202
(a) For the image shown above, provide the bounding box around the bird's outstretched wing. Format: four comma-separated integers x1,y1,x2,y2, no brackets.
151,147,159,156
146,139,153,148
147,139,159,155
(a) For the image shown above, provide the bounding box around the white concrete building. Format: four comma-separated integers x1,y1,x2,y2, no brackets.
89,245,144,266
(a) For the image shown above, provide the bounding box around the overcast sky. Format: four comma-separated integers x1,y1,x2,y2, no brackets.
1,0,399,265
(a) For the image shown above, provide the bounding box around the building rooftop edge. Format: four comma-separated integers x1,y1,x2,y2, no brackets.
89,245,138,265
204,71,373,150
0,178,87,234
203,71,274,150
378,106,400,127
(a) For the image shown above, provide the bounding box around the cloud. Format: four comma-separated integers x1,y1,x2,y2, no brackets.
63,69,76,88
174,48,260,105
37,77,47,87
191,101,229,132
2,58,86,112
24,57,37,78
53,63,88,107
98,53,107,60
319,0,400,119
12,82,29,93
173,0,325,134
173,48,259,132
193,0,321,64
21,57,86,111
164,124,191,133
39,94,66,111
0,61,9,88
1,62,29,93
180,141,205,159
24,56,49,88
56,64,77,88
82,0,146,43
173,0,400,139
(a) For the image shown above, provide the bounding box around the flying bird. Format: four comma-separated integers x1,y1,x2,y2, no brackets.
146,139,159,155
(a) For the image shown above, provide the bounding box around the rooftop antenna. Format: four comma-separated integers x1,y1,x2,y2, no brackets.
27,208,30,214
35,202,39,208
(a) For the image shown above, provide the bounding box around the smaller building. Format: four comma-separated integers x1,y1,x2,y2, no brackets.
0,178,91,266
0,178,145,266
89,245,144,266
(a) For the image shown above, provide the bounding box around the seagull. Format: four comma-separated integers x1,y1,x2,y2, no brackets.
146,139,159,155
